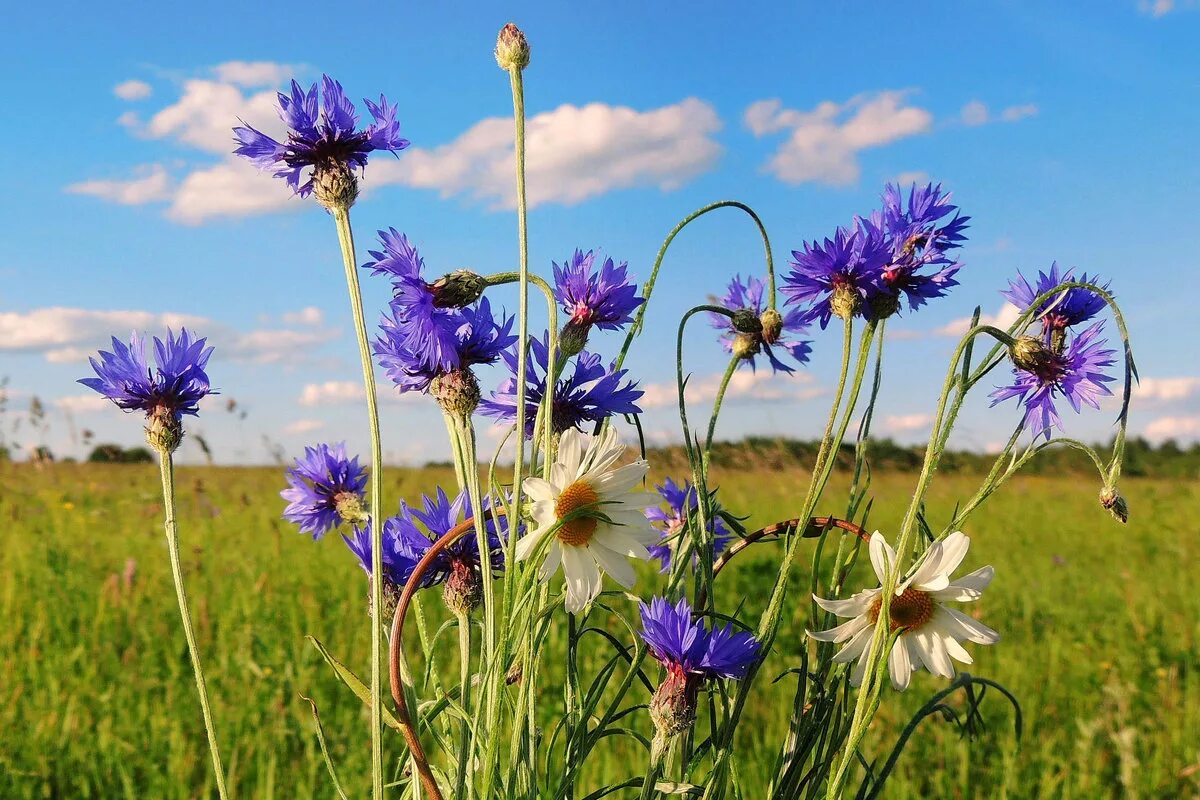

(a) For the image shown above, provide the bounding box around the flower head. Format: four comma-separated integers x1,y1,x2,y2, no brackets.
280,442,368,539
480,333,642,437
989,321,1117,439
80,328,215,422
374,295,516,395
553,249,644,335
809,531,998,691
876,182,968,312
233,75,408,202
709,275,811,373
783,220,891,328
515,427,657,613
1001,262,1109,339
645,478,733,573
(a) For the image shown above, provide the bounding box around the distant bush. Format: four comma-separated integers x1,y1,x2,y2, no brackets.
87,444,155,464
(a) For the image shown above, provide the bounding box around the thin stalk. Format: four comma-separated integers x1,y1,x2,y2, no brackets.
453,613,473,800
704,357,741,454
331,206,385,799
157,451,230,799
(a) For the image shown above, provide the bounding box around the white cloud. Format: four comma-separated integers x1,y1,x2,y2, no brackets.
373,98,722,209
891,170,931,186
935,303,1021,337
114,79,152,101
1000,103,1039,122
1143,415,1200,441
1133,377,1200,402
54,394,113,414
283,418,325,435
65,165,174,205
1139,0,1196,16
141,78,282,153
960,100,990,127
640,370,821,410
299,381,413,407
167,158,297,223
744,92,932,186
884,413,933,432
282,307,324,326
212,60,296,87
226,327,339,364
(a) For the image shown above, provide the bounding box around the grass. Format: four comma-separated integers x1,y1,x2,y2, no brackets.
1,462,1197,799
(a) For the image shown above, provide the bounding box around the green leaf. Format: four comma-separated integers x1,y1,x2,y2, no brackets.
306,634,403,731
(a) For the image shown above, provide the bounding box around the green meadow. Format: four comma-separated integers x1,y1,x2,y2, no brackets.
2,462,1197,799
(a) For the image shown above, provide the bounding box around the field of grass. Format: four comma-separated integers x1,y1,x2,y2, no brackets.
1,462,1197,799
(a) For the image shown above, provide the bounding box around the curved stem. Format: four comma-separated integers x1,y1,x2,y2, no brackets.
331,206,385,799
704,357,741,455
158,451,230,799
615,201,776,372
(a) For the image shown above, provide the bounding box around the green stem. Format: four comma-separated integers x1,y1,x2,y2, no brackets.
506,65,531,570
331,206,385,800
453,613,473,800
704,357,741,455
157,450,230,799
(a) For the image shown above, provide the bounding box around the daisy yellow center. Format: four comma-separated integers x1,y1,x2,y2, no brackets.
870,587,934,632
555,480,600,546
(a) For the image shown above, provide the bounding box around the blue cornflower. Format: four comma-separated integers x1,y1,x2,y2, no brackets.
233,75,408,199
990,321,1117,439
645,478,733,574
80,328,215,419
479,332,643,437
280,442,368,540
709,274,811,373
374,295,516,394
783,220,891,328
553,249,644,332
1001,262,1109,339
875,182,969,311
342,518,408,586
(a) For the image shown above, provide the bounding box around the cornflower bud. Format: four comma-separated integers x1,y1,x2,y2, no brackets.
1009,335,1051,373
431,369,481,418
1099,486,1129,524
442,557,484,616
558,319,591,358
731,333,760,360
495,23,530,71
759,308,783,345
730,308,763,335
429,270,487,308
830,283,861,321
146,405,184,454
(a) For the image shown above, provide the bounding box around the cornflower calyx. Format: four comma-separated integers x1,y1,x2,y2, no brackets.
731,333,761,360
830,280,861,320
554,480,601,546
442,557,484,616
146,405,184,454
650,665,700,738
558,319,591,358
1010,335,1052,373
868,288,901,321
495,23,530,71
1100,487,1129,524
759,308,783,344
312,161,360,211
430,369,481,417
428,270,487,308
731,308,763,335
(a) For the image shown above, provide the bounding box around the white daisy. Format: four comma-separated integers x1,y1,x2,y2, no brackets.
808,531,998,691
515,426,657,613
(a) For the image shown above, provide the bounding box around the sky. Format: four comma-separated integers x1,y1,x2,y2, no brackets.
2,1,1198,465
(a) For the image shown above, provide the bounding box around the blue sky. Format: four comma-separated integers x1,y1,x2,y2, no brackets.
2,1,1198,464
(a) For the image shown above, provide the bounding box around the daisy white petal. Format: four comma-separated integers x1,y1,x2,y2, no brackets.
931,565,995,602
807,614,870,643
812,589,878,618
869,532,895,584
889,635,913,691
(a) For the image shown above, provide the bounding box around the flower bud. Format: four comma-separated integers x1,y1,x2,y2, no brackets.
145,406,183,454
731,332,760,360
431,369,481,418
558,319,591,358
442,558,483,616
1009,335,1051,373
649,666,700,739
495,23,530,71
429,270,487,308
731,308,763,335
312,161,359,211
1099,487,1129,524
759,309,783,345
868,290,900,321
830,283,861,321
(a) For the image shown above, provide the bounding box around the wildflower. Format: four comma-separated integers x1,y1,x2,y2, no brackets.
515,427,656,613
709,274,811,373
280,442,368,539
990,321,1117,439
553,249,643,354
495,22,531,71
374,295,516,406
1002,263,1109,346
79,329,215,453
645,478,733,573
808,531,998,691
480,332,642,437
875,182,969,313
639,596,760,736
341,517,408,619
783,220,891,328
233,75,408,207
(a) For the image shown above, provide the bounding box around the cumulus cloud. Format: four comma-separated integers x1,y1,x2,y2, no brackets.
744,92,932,186
1133,377,1200,402
639,370,822,410
891,170,931,186
212,60,296,87
0,306,337,366
140,78,282,153
299,381,415,407
167,158,297,224
283,418,325,435
959,100,1039,127
282,307,324,326
65,165,174,205
373,98,722,209
54,394,114,413
884,413,933,432
1143,415,1200,441
114,79,152,101
935,303,1021,338
960,100,990,127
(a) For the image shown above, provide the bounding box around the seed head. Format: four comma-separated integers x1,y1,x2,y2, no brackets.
495,23,530,71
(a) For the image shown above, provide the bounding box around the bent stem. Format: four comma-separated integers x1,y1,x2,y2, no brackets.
331,206,386,800
157,450,230,799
